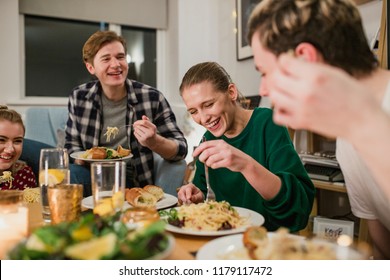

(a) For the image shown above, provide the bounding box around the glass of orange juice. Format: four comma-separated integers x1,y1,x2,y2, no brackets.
39,148,70,223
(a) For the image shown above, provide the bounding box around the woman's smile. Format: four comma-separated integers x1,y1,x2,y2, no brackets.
204,117,221,132
0,154,13,160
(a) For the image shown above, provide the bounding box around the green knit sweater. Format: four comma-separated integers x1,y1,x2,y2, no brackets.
192,107,315,232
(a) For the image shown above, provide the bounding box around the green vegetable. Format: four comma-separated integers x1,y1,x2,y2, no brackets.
8,212,169,260
159,208,178,221
106,149,114,159
159,208,185,228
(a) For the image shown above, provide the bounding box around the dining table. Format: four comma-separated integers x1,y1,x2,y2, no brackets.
26,201,220,260
17,199,371,261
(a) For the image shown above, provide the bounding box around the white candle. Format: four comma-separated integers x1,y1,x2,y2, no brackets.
0,193,29,259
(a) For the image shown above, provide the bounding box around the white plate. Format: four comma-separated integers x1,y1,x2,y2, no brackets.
70,151,133,162
163,206,265,236
196,233,366,260
82,191,178,210
197,234,249,260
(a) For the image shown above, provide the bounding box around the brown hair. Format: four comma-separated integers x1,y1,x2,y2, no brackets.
179,62,246,104
82,30,127,64
0,105,25,135
247,0,377,77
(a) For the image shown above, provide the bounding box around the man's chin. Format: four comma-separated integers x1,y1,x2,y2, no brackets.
106,80,126,87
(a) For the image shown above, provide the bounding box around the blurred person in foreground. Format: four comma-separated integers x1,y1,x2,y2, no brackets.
177,62,315,232
247,0,390,258
65,30,187,191
0,105,37,190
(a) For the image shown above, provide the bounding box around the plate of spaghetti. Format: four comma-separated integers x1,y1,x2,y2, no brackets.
159,201,264,236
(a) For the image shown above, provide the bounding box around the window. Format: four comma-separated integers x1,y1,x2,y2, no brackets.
24,15,156,98
121,26,157,87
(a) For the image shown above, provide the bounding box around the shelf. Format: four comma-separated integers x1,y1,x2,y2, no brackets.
312,180,347,193
292,130,369,246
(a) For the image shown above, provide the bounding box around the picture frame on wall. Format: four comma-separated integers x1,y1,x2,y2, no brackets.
236,0,261,61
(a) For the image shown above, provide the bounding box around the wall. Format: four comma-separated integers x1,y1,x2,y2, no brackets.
1,0,22,106
19,0,168,29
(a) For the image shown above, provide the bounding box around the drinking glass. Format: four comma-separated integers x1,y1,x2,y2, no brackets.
48,184,83,224
39,148,70,223
91,161,126,214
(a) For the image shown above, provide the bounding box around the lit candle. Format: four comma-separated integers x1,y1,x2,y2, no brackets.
0,191,28,259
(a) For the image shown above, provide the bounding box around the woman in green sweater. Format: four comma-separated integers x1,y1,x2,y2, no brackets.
177,62,315,232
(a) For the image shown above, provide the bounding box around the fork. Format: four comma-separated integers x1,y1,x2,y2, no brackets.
202,136,216,201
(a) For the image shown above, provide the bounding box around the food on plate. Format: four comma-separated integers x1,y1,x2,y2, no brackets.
93,191,125,216
125,188,158,208
65,232,117,260
104,126,120,142
85,147,107,159
117,145,131,157
7,212,170,260
122,207,160,229
0,171,13,187
143,185,164,201
159,200,249,231
242,225,268,255
243,226,337,260
81,146,131,160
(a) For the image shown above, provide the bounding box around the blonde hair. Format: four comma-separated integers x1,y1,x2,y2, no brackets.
0,105,25,135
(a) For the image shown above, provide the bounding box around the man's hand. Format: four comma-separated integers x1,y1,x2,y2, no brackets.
133,115,158,148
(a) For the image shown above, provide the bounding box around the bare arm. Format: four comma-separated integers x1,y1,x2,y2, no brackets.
367,219,390,259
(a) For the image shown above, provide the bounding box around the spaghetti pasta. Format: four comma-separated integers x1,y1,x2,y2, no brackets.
23,187,41,203
0,171,13,188
104,126,119,142
175,201,248,231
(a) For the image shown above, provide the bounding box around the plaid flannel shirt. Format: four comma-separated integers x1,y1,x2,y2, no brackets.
65,79,188,187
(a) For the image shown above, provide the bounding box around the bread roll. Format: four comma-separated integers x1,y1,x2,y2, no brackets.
242,226,268,259
143,185,164,201
125,188,157,207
